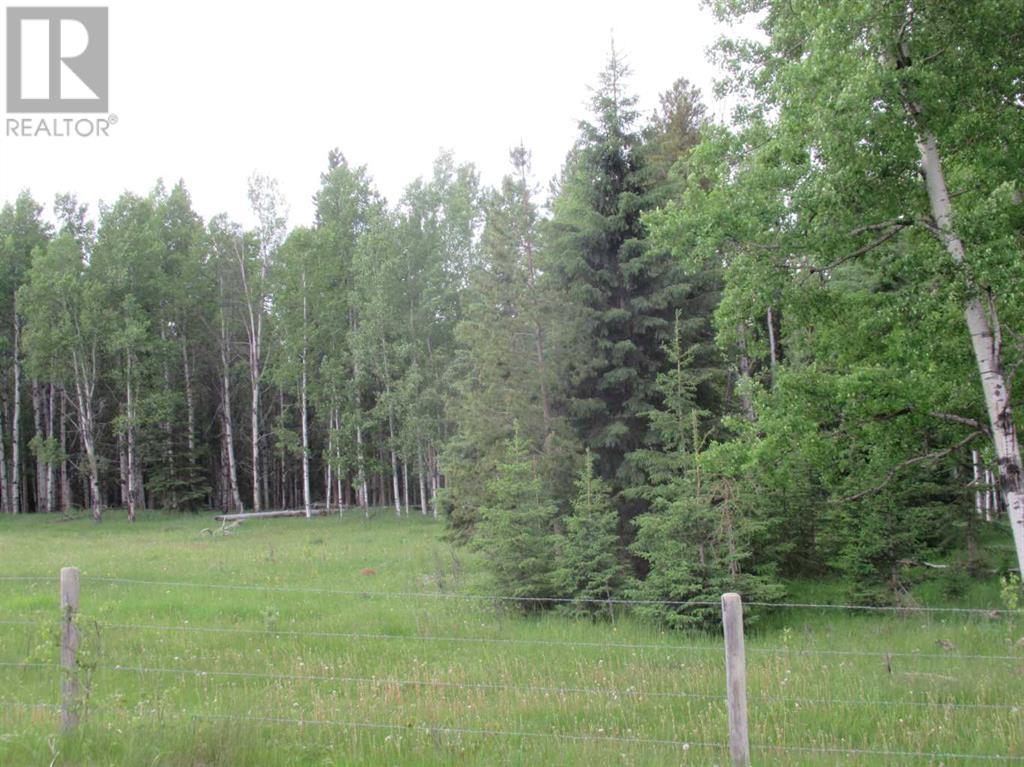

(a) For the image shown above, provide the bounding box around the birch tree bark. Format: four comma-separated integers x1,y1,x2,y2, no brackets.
0,390,7,513
219,300,244,512
904,92,1024,575
11,311,22,514
31,379,46,512
59,389,70,514
46,383,55,513
300,271,312,519
71,345,102,522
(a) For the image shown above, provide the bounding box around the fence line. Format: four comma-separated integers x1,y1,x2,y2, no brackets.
3,611,1018,661
3,659,1013,712
0,661,52,670
160,711,1019,762
166,710,733,752
80,575,1024,615
4,571,1021,764
98,620,723,653
100,662,727,702
87,620,1021,662
5,613,1016,662
0,618,45,627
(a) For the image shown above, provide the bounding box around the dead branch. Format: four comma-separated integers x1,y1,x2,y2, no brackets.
840,430,986,503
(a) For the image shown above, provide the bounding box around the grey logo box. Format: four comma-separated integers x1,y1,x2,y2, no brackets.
6,7,108,113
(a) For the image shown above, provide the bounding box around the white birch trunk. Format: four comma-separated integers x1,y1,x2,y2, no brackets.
973,449,984,517
59,389,70,513
46,383,55,513
402,459,410,515
125,353,137,522
915,131,1024,576
11,312,21,514
219,308,244,512
300,274,312,519
0,386,8,513
70,345,102,521
418,445,428,516
31,379,45,512
182,337,196,455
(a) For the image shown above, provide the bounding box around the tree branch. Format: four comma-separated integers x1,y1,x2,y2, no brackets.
839,430,986,503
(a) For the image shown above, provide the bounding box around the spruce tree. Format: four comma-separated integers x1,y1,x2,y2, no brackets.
474,428,560,605
545,46,687,514
558,449,628,616
629,317,781,627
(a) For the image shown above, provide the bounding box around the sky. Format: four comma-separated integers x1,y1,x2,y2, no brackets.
0,0,744,229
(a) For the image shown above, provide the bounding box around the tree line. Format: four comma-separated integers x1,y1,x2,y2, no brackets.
2,1,1023,609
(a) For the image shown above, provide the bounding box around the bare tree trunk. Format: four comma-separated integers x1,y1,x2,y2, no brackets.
986,469,997,523
124,354,137,522
0,384,8,513
353,384,368,511
299,280,309,520
402,458,409,515
46,383,55,513
913,128,1024,576
973,449,984,518
250,374,262,513
31,379,45,512
118,434,128,507
428,445,439,519
418,445,428,516
160,326,175,510
70,346,102,521
219,311,244,512
379,339,402,516
182,337,196,456
59,389,70,514
235,241,265,515
766,306,778,375
325,413,333,514
736,323,755,421
11,312,22,514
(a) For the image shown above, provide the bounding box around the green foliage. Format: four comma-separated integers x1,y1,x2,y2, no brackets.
557,450,629,615
544,48,689,502
474,429,560,605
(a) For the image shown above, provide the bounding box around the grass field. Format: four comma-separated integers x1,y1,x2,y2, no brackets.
0,510,1021,766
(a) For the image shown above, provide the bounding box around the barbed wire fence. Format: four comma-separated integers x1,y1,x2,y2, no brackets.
0,570,1021,765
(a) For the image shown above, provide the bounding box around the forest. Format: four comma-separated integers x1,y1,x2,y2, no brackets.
2,1,1023,612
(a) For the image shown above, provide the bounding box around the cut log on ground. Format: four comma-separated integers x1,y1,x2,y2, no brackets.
213,509,330,522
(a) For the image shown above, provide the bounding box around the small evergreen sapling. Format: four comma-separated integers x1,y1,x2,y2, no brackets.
474,429,560,606
558,450,629,616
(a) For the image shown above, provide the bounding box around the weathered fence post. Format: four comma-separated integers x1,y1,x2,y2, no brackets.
60,566,80,732
722,592,750,767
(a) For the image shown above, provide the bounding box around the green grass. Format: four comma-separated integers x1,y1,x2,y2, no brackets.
0,510,1021,766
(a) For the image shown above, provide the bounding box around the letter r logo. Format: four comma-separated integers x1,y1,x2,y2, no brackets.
6,7,109,113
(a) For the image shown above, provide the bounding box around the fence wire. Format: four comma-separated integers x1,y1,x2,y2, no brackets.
2,573,1021,763
82,619,1022,662
92,662,1022,712
164,711,1020,762
80,575,1024,615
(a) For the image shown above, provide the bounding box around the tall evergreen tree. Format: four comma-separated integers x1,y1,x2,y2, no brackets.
447,146,576,534
545,47,688,516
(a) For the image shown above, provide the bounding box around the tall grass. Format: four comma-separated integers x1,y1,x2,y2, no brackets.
0,510,1021,765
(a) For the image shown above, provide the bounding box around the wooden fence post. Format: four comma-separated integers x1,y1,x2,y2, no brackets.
60,566,80,732
722,592,751,767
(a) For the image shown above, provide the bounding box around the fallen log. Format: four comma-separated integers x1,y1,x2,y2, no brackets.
213,509,328,522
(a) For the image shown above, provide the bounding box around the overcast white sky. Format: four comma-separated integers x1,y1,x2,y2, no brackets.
0,0,742,228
